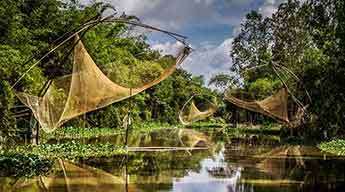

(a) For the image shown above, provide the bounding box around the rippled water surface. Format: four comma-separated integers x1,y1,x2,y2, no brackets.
2,128,345,192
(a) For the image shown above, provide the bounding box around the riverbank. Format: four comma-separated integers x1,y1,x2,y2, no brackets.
41,122,182,141
0,122,283,178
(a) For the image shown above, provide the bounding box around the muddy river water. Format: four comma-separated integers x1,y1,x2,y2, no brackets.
2,128,345,192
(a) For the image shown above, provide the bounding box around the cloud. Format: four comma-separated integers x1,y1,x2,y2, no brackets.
81,0,259,32
258,0,287,17
259,0,308,17
182,38,233,83
232,0,286,36
150,38,233,85
78,0,286,87
151,41,184,56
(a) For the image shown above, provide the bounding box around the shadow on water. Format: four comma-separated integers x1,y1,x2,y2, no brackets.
1,128,345,192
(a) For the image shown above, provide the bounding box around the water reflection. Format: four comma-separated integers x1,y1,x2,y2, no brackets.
172,148,242,192
48,129,211,149
2,128,345,192
7,159,130,192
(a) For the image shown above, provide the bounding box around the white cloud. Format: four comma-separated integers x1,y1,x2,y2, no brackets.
81,0,245,31
78,0,287,88
151,41,184,56
182,38,233,84
232,0,286,36
258,0,287,17
150,38,233,85
93,0,211,30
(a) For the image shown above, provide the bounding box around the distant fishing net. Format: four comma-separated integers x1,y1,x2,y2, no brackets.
224,88,289,123
179,95,218,125
16,21,190,133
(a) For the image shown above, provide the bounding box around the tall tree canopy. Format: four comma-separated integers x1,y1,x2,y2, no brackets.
211,0,345,138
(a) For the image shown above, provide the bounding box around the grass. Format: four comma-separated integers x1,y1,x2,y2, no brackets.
318,139,345,156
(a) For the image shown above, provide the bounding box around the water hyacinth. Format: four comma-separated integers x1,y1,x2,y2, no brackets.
319,139,345,156
13,141,128,161
0,153,53,178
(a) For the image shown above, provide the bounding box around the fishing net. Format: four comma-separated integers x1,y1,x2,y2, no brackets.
13,159,129,192
224,88,289,123
16,22,190,132
179,95,217,125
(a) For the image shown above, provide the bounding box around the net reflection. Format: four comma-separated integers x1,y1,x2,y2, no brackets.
6,129,345,192
12,159,132,192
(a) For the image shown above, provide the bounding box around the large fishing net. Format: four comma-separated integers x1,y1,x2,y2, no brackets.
16,20,190,133
179,95,218,125
224,88,289,123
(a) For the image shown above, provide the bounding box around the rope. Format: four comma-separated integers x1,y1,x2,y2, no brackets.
11,15,191,89
11,21,98,89
127,146,208,152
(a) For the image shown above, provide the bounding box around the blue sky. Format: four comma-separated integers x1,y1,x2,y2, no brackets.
82,0,285,84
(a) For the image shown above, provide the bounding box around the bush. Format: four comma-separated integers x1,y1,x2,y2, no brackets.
318,139,345,156
0,81,16,148
0,153,52,178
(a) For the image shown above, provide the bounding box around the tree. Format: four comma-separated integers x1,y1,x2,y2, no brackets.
218,0,345,139
0,0,220,133
231,11,273,83
0,80,15,147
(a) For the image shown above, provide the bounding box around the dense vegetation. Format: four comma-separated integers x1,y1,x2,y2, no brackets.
0,0,216,145
319,139,345,155
0,0,344,146
210,0,345,140
0,153,52,178
1,1,345,187
42,122,176,140
0,142,126,177
13,141,127,160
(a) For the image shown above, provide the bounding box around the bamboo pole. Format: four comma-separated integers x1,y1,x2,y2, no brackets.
11,13,189,89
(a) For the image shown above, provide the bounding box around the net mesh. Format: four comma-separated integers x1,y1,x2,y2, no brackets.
224,88,289,123
17,35,189,132
179,97,217,125
14,160,127,192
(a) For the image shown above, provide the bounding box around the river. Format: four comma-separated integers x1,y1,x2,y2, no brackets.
2,128,345,192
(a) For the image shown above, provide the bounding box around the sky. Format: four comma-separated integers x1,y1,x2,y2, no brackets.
82,0,286,84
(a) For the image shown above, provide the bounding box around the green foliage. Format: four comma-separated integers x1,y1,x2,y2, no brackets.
43,122,177,140
248,78,281,99
223,0,345,139
0,0,216,137
319,139,345,156
231,10,272,78
42,127,122,140
132,121,180,131
13,141,127,160
0,153,52,178
209,73,236,90
217,125,280,144
83,22,164,87
0,80,16,147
